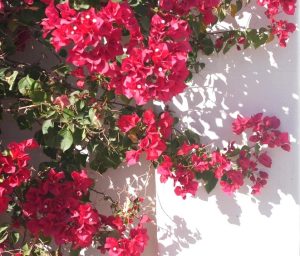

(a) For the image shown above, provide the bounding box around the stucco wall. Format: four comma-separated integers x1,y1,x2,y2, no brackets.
1,4,299,256
155,7,300,256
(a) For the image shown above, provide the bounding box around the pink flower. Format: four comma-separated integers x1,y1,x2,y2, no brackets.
173,168,198,199
211,151,231,179
139,133,167,161
71,170,94,193
158,112,174,139
220,170,244,194
105,237,124,256
118,113,140,133
272,20,296,47
53,95,70,108
258,152,272,168
0,0,4,13
191,153,210,172
126,150,141,166
177,142,199,156
142,109,156,127
232,115,250,134
157,155,173,183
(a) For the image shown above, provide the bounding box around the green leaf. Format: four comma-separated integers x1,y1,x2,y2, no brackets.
59,129,73,152
116,54,128,65
217,6,227,21
0,224,8,244
0,68,9,80
0,232,8,244
22,243,32,256
42,120,54,134
17,115,33,130
223,40,235,54
205,177,218,193
254,143,261,155
70,248,81,256
5,70,18,90
31,90,47,103
63,109,75,118
0,224,9,234
201,38,215,55
202,171,218,193
10,231,20,244
18,75,34,95
89,108,102,128
226,148,240,157
184,130,200,144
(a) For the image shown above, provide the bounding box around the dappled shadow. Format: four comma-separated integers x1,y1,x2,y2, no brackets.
157,214,201,255
89,157,157,256
197,185,242,225
154,3,299,228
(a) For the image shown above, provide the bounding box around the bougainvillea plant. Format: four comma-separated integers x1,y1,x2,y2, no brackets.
0,0,295,255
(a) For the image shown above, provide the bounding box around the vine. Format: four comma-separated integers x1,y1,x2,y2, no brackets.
0,0,295,255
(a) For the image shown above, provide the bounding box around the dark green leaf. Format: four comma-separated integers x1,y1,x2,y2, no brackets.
70,248,81,256
0,225,8,244
184,130,201,144
17,115,33,130
205,176,218,193
9,231,20,244
59,129,73,152
42,120,54,134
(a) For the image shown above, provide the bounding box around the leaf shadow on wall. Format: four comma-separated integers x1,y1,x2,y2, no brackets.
157,215,202,256
87,158,158,256
163,36,299,225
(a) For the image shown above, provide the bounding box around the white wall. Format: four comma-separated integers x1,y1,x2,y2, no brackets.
155,7,300,256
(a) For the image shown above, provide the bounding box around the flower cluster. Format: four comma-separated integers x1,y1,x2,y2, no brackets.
22,169,99,248
158,142,241,198
159,0,221,25
232,113,290,151
158,150,200,199
231,113,290,193
257,0,296,47
110,13,192,105
101,212,149,256
119,110,290,198
0,0,296,254
42,0,143,87
118,109,174,164
42,1,192,104
0,139,38,213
